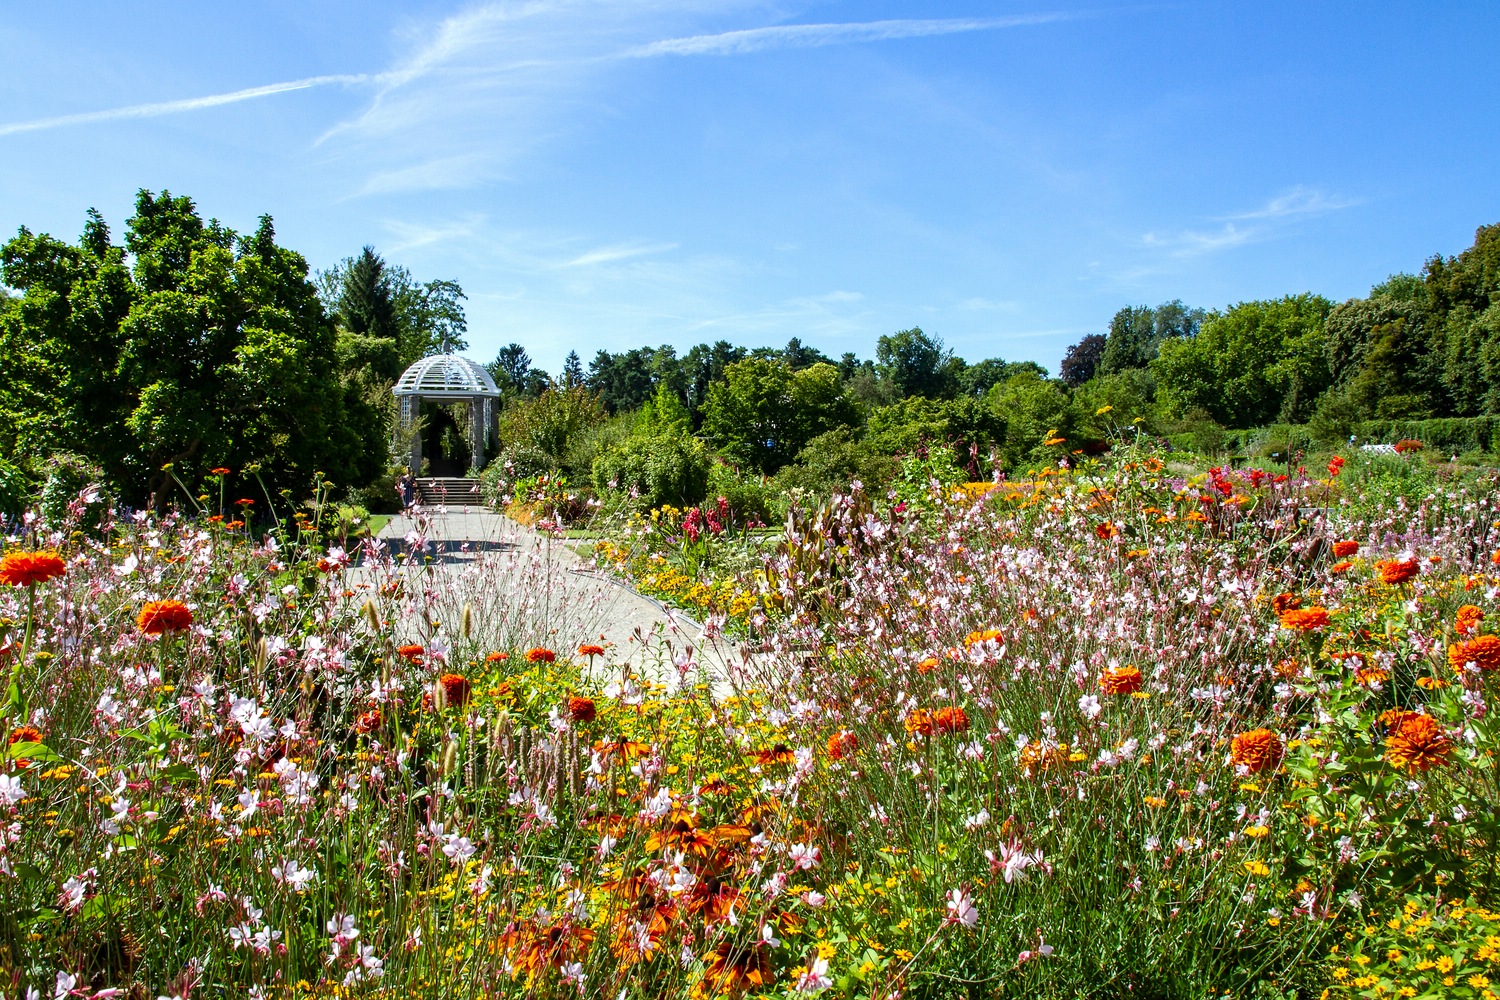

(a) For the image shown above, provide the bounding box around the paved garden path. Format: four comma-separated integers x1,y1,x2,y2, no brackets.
372,503,755,691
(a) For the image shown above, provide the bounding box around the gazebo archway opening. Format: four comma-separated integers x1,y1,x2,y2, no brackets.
393,355,501,477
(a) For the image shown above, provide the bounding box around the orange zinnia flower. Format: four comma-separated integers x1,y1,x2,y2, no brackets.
137,600,193,635
525,647,556,664
354,708,382,733
1230,728,1283,774
1095,521,1119,540
933,706,970,734
752,744,796,765
439,673,472,707
702,941,773,994
0,550,67,587
397,644,424,663
1270,593,1301,615
903,709,936,736
826,730,858,760
1383,713,1451,773
1376,558,1420,585
485,651,510,663
1455,605,1484,636
1448,634,1500,673
963,629,1003,647
1099,665,1143,695
577,643,606,658
1330,560,1354,574
1332,540,1359,558
1278,606,1331,631
568,696,597,722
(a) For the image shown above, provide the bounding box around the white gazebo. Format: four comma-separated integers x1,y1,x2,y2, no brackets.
393,355,501,474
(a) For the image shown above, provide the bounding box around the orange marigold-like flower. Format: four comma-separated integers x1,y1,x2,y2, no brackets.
1383,713,1451,773
904,709,936,736
568,696,597,722
1455,605,1484,636
485,651,510,663
137,600,193,635
826,730,858,760
439,673,472,707
0,550,67,587
526,647,556,664
933,706,970,734
1330,560,1354,574
1099,665,1143,695
1332,540,1359,558
1376,558,1420,585
1230,728,1284,774
1278,606,1331,631
1448,634,1500,673
1095,521,1119,540
963,628,1003,647
1271,593,1302,615
702,940,773,994
577,643,606,658
354,708,382,733
397,644,424,663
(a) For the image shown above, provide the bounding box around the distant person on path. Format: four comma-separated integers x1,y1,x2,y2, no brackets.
397,470,417,512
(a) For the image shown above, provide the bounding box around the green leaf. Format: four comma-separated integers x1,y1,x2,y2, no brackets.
6,740,61,762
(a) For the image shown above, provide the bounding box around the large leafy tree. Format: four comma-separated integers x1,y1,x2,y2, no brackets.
1059,334,1106,386
1098,300,1205,376
321,247,468,373
1152,294,1332,428
701,358,857,473
875,327,961,399
0,190,382,504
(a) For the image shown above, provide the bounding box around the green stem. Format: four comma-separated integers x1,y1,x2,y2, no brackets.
5,582,38,720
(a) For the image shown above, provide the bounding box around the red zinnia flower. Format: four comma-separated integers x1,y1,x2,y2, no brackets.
568,696,597,722
439,673,472,707
137,600,193,635
1376,558,1420,585
525,647,556,664
1332,540,1359,558
0,550,67,587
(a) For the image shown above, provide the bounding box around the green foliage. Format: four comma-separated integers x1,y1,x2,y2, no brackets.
866,395,1004,475
707,462,785,524
773,426,900,498
499,385,606,473
1354,415,1500,454
1068,369,1157,443
634,381,691,438
320,246,467,372
1153,294,1333,428
591,432,712,510
989,369,1072,470
875,326,961,399
1098,299,1205,375
700,358,857,474
1,192,382,505
0,457,31,519
37,453,108,530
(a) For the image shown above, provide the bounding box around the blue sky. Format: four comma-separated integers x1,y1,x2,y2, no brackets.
2,2,1497,375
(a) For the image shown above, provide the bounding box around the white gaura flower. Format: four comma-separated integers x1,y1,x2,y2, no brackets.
945,887,978,927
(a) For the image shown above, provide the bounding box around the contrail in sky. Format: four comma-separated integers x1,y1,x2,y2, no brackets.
0,73,370,138
623,14,1080,58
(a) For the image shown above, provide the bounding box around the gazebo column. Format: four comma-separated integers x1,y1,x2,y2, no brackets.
402,395,422,474
468,395,486,472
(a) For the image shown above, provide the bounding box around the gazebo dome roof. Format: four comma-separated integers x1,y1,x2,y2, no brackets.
393,354,500,399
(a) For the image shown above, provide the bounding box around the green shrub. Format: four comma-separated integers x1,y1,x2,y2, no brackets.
707,462,785,525
0,457,32,519
38,453,108,530
773,427,900,498
592,433,712,510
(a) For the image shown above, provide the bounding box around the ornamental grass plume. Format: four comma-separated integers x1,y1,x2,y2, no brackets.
136,600,193,635
0,550,67,587
1376,558,1421,585
1278,606,1331,631
1384,712,1452,773
1098,665,1143,695
1230,728,1284,774
1448,634,1500,673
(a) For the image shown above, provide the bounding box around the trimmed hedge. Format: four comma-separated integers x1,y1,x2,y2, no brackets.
1353,417,1500,454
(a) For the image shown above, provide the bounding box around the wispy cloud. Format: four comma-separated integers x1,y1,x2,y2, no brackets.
623,13,1079,58
558,242,679,268
1219,185,1360,221
0,74,370,138
1142,186,1358,258
383,214,487,254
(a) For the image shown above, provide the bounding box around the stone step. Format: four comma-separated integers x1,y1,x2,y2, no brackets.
416,477,483,508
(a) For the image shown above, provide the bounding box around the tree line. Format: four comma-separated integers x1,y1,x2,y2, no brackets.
4,187,1498,517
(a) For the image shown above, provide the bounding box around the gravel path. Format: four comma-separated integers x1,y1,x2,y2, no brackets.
372,503,755,691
